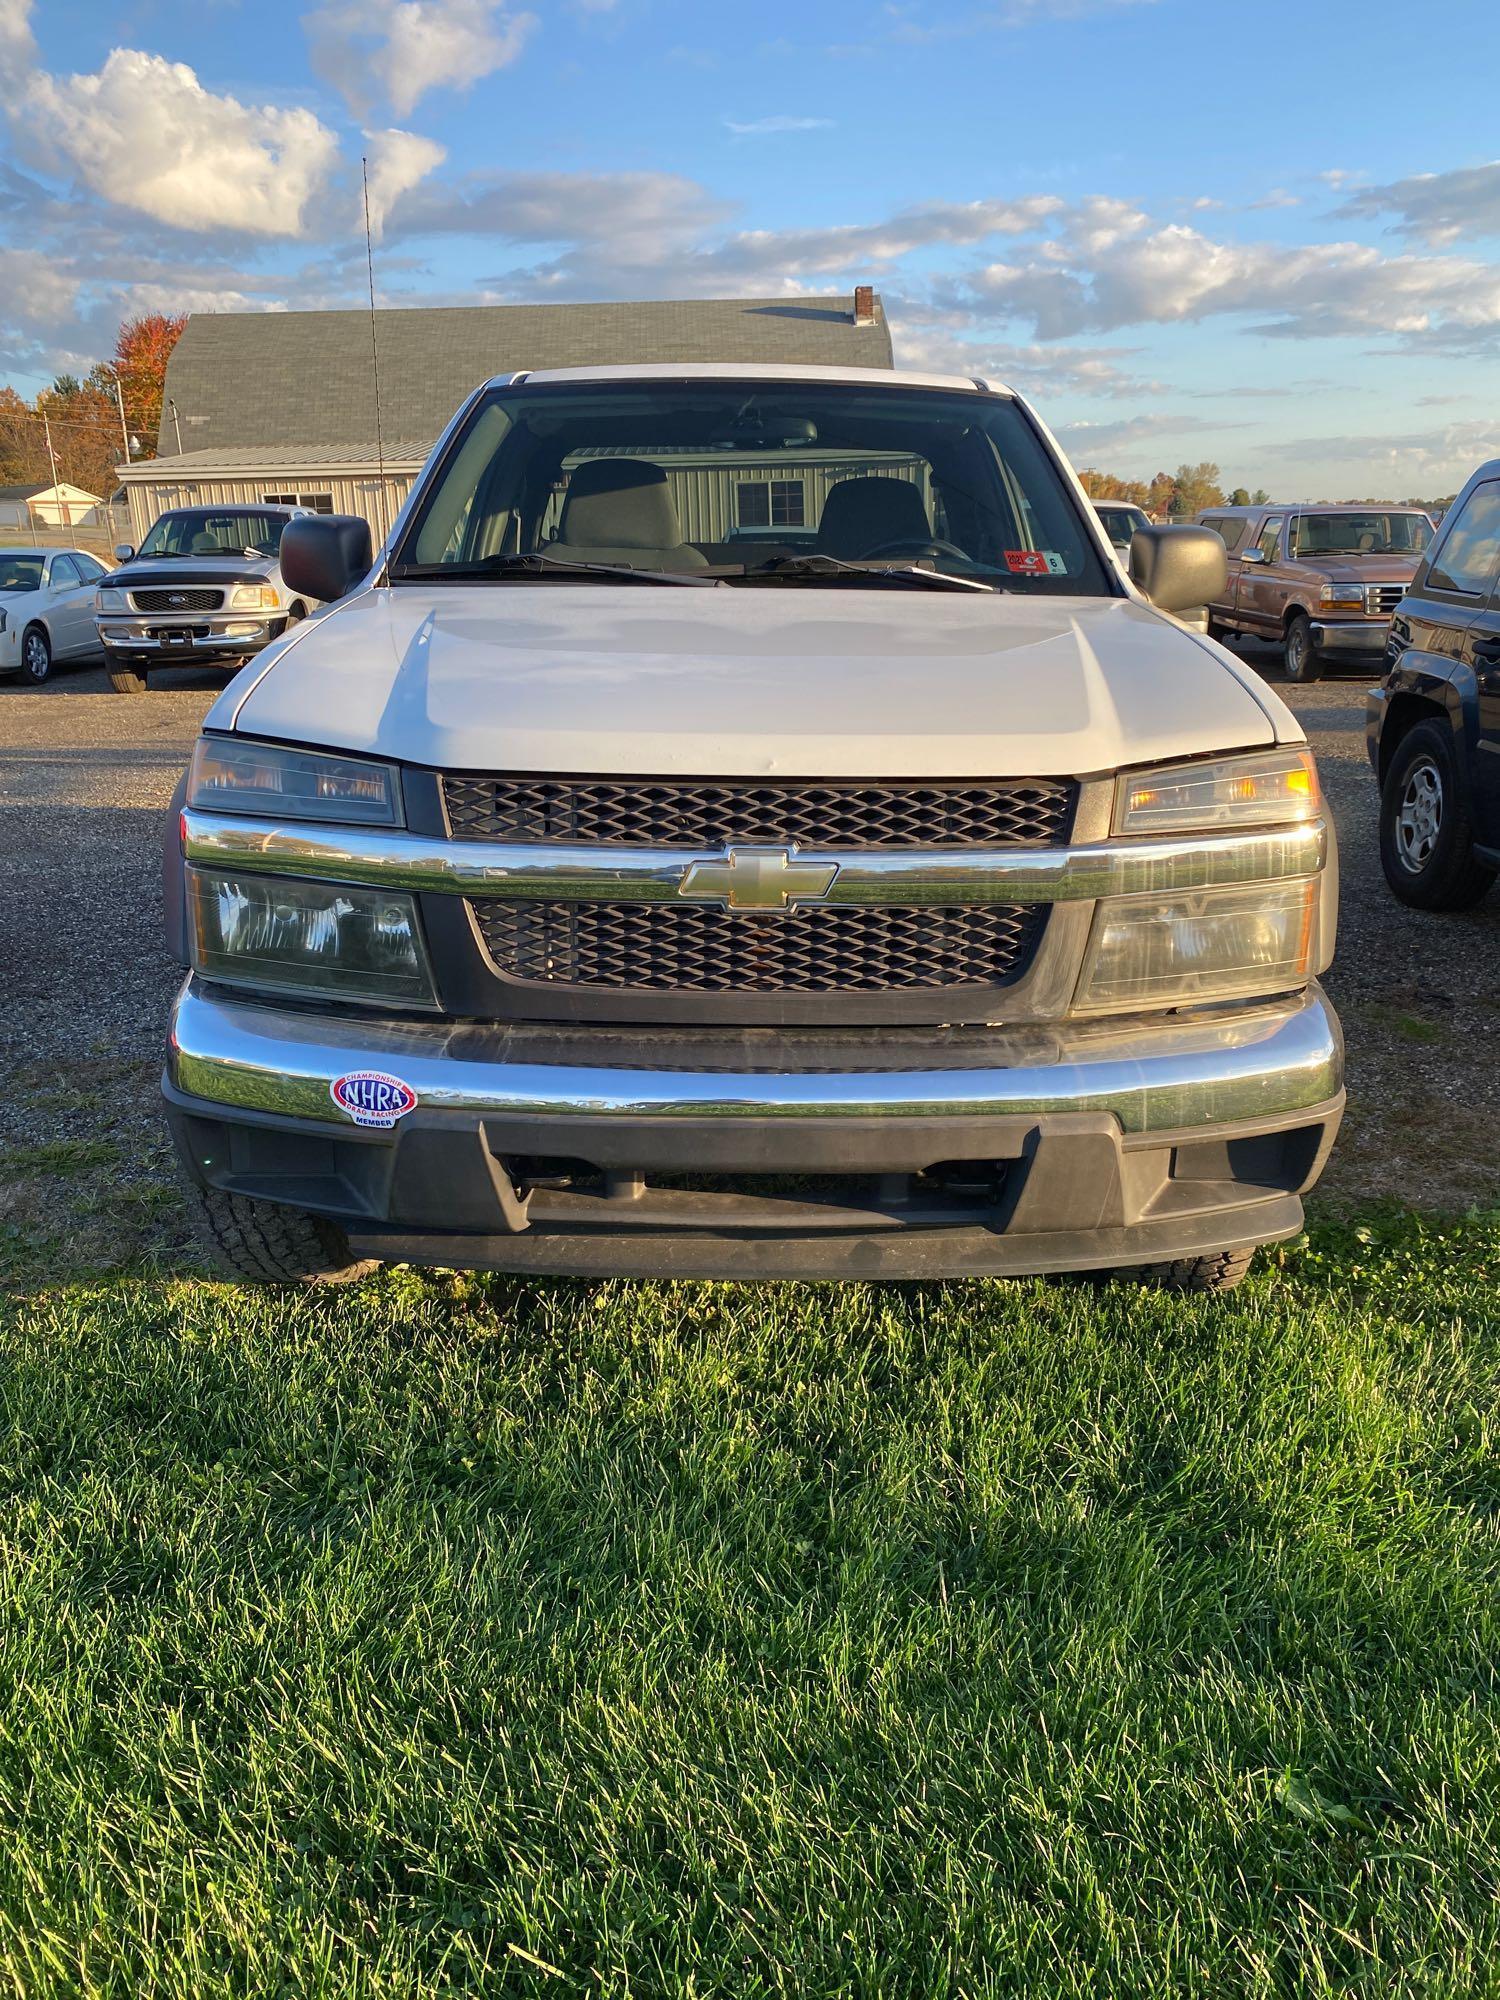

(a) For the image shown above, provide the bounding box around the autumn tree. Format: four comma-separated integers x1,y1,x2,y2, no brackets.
35,372,121,498
0,386,45,487
1170,462,1226,518
112,312,187,458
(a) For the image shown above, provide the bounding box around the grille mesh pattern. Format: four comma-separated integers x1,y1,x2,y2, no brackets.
131,587,224,613
444,775,1075,849
472,900,1045,994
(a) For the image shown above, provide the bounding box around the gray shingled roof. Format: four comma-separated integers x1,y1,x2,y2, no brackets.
158,296,893,457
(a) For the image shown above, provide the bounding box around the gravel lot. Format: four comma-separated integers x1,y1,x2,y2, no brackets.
2,643,1496,1279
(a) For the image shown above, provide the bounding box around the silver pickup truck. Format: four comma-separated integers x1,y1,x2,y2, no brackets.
96,503,320,693
162,363,1343,1293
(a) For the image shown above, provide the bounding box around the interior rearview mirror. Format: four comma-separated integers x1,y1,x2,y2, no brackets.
1129,525,1229,616
280,514,373,603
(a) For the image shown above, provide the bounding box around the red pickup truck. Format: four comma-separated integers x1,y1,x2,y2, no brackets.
1197,503,1434,682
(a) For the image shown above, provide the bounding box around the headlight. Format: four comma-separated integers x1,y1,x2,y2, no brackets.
188,736,403,826
228,583,279,609
1114,748,1319,835
1075,879,1319,1014
187,869,437,1008
1319,584,1365,608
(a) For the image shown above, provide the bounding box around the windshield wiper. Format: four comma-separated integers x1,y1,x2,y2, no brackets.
738,552,993,593
391,553,723,587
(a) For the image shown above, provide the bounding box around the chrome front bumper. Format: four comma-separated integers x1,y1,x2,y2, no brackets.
168,979,1342,1134
165,980,1343,1276
100,618,278,657
1309,618,1389,654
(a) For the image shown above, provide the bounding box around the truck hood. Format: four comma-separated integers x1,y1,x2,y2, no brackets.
108,555,277,589
1295,557,1421,585
223,584,1288,778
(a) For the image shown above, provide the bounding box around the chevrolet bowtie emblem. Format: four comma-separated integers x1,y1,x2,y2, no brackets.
677,845,839,911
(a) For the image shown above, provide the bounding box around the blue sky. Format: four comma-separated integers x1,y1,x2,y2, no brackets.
4,0,1500,494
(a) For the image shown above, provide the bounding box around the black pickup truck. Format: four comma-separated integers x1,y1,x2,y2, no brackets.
1368,461,1500,909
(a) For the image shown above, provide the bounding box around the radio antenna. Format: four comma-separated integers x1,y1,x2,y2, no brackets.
361,156,389,544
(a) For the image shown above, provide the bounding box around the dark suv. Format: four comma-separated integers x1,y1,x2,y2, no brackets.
1368,462,1500,909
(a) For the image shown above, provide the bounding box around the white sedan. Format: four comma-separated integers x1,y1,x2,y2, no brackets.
0,546,112,684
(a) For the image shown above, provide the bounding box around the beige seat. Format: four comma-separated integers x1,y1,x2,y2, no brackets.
556,460,708,570
815,477,932,559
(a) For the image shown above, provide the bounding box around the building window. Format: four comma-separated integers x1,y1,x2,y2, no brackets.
738,480,805,529
263,491,335,514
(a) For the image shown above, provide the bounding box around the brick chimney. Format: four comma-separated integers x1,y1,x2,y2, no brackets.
852,285,876,327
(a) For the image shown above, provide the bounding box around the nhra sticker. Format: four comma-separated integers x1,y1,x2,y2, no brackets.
1004,549,1068,576
330,1071,418,1128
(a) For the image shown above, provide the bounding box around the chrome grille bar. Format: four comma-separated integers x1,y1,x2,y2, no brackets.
181,809,1327,907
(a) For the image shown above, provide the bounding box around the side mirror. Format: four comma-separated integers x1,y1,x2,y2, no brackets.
1239,546,1266,565
113,544,135,562
1129,525,1228,616
280,514,373,603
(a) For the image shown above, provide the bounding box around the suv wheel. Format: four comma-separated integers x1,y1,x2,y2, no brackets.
108,666,147,694
178,1174,379,1285
1283,614,1323,683
1379,718,1497,910
20,624,51,683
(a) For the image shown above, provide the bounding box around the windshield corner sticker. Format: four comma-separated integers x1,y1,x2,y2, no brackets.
1004,550,1068,576
330,1071,418,1128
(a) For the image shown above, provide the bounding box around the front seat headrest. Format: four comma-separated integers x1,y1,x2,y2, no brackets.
815,477,932,559
559,460,684,551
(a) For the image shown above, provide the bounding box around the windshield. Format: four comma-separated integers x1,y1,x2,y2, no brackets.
1290,511,1433,558
1095,504,1146,551
394,380,1114,594
137,509,289,559
0,554,44,592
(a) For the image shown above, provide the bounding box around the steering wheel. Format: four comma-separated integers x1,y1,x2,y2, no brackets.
862,536,971,564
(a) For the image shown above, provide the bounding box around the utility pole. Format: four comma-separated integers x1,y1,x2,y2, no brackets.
113,370,131,466
42,407,63,531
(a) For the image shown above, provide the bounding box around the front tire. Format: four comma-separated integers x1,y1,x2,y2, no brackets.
1283,614,1323,683
20,624,51,684
1379,718,1496,910
178,1174,379,1284
1144,1247,1257,1292
108,665,147,694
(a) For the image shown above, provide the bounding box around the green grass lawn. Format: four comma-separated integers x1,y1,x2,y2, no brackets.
1,1212,1497,1998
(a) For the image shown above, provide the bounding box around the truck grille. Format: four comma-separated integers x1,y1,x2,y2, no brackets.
1366,585,1405,616
471,900,1046,994
443,774,1076,849
130,587,224,613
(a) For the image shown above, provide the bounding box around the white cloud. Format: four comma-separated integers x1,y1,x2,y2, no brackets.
943,207,1500,347
305,0,536,119
890,316,1161,398
1340,162,1500,246
724,115,835,135
16,47,340,236
388,169,730,256
362,128,447,238
1052,410,1231,456
0,0,34,73
1264,418,1500,489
